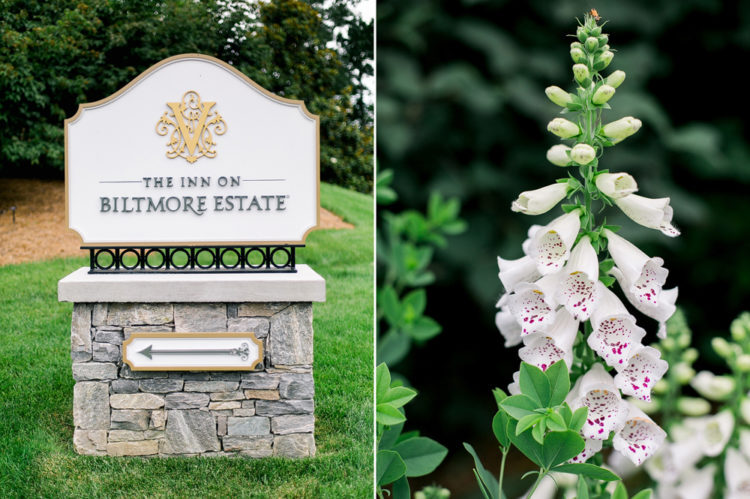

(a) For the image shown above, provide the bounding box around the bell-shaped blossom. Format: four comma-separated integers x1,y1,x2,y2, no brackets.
614,194,680,237
521,224,542,255
507,274,560,336
497,255,540,293
508,371,521,395
495,307,522,347
604,229,669,306
612,404,667,466
588,283,646,369
690,371,736,402
611,267,677,339
569,437,603,464
614,346,668,402
567,363,629,440
595,172,637,199
518,310,578,372
547,118,580,139
741,397,750,426
546,145,571,167
527,210,581,274
656,464,716,499
725,448,750,499
511,183,570,215
644,435,705,485
554,236,601,320
740,428,750,460
682,411,734,457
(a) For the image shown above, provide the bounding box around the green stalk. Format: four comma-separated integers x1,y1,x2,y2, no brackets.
497,447,509,497
526,469,548,499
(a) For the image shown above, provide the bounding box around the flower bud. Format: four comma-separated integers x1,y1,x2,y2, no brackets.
511,183,570,215
738,355,750,372
547,118,580,139
571,41,583,51
577,26,587,42
677,332,691,348
594,50,614,70
572,64,590,86
545,86,573,107
595,172,638,199
601,44,610,52
602,117,642,141
730,312,750,341
570,47,586,64
546,144,572,166
570,143,596,164
674,362,695,384
605,70,626,88
741,398,750,425
628,396,660,414
652,379,669,395
712,337,733,358
585,36,599,52
691,370,735,401
661,337,676,351
591,26,602,37
682,348,698,364
677,397,711,417
592,85,616,105
598,34,609,47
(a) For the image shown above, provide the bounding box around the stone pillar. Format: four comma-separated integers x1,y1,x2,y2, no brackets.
59,265,325,458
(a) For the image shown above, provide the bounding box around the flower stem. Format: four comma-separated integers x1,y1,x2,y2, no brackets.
498,447,509,497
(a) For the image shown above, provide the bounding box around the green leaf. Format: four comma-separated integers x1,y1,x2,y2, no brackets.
406,316,442,341
542,431,585,468
599,258,615,274
519,363,551,407
547,412,567,432
516,414,543,435
493,388,508,409
599,275,616,287
463,443,499,499
396,430,421,444
379,421,404,450
500,394,538,420
544,360,570,406
577,476,589,499
508,428,544,467
612,482,628,499
380,287,402,327
394,437,448,477
376,363,391,401
377,404,406,426
570,407,588,432
377,329,411,366
402,289,427,320
631,489,653,499
532,419,545,444
392,476,410,499
552,463,621,481
492,410,510,448
559,403,573,426
562,203,582,213
377,449,407,485
381,386,417,409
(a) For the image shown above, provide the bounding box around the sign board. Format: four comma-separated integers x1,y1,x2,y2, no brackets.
122,332,263,371
65,54,320,246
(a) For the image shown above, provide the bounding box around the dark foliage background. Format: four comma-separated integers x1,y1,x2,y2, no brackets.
377,0,750,495
0,0,373,191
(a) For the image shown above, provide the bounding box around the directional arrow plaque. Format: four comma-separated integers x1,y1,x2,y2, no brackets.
122,332,263,371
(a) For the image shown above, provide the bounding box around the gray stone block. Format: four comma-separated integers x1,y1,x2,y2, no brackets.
92,304,108,326
119,364,168,379
238,302,289,317
271,415,315,435
94,330,123,345
71,350,92,363
110,393,164,409
209,391,245,401
108,430,147,442
111,379,140,394
239,373,280,390
163,410,220,454
111,410,150,431
227,417,270,436
150,410,166,430
73,362,118,381
92,342,120,362
255,400,314,416
227,318,270,338
165,392,210,409
174,303,226,332
107,303,173,326
71,304,92,354
217,416,228,436
279,373,314,399
222,436,273,457
274,433,315,458
269,303,313,366
209,401,241,411
123,325,173,340
73,382,110,430
73,429,107,455
139,379,184,393
209,373,241,381
233,408,256,417
184,381,238,392
107,440,159,456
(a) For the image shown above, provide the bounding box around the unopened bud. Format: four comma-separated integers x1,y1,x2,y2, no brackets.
547,118,580,139
682,348,699,363
545,86,573,107
730,313,750,341
741,398,750,425
629,396,660,415
594,50,614,70
652,379,669,395
591,26,602,37
691,370,735,401
674,362,695,384
677,397,711,417
570,48,586,64
592,85,615,105
602,117,642,141
598,34,609,47
577,26,587,42
605,70,626,88
712,337,733,358
738,355,750,372
573,64,590,86
661,337,676,351
677,332,691,348
546,144,572,166
585,36,599,52
570,143,596,164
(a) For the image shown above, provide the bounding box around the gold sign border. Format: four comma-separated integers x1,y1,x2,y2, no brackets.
64,53,321,247
122,331,264,371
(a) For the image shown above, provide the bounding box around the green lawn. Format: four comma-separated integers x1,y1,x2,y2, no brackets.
0,182,374,498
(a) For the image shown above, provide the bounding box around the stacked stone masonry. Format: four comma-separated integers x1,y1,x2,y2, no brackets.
71,302,315,458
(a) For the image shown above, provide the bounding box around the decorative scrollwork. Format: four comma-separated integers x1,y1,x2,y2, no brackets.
155,90,227,163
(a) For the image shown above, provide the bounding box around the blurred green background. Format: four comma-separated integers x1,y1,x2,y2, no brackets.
377,0,750,495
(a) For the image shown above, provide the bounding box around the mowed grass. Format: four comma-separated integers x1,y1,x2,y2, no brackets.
0,182,374,498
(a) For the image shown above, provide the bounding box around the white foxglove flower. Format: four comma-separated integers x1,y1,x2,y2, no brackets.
740,428,750,460
547,118,581,139
545,86,573,107
614,194,680,237
676,396,711,416
644,435,705,485
507,274,560,336
546,145,572,167
602,116,641,141
511,183,570,215
607,451,640,480
518,309,578,372
612,404,667,466
690,371,735,402
595,172,638,199
495,308,522,347
555,236,601,320
527,210,581,274
657,464,716,499
497,255,540,293
588,283,646,369
741,397,750,425
567,363,629,440
569,437,603,464
682,411,734,457
508,371,521,395
725,448,750,499
611,267,678,339
570,143,596,164
604,229,669,307
614,346,668,402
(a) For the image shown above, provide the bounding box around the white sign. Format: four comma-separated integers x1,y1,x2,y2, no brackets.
65,54,320,245
122,332,263,371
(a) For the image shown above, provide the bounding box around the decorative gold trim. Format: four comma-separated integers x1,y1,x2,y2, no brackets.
64,53,321,247
122,331,264,371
